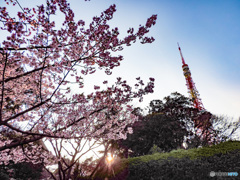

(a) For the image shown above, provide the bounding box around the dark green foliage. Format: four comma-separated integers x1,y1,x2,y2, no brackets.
118,92,193,157
148,92,193,117
112,141,240,180
120,113,188,156
0,161,43,180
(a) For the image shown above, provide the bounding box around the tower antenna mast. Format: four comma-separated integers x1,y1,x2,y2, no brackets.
177,43,205,111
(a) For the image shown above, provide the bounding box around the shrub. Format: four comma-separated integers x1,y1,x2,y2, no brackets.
112,140,240,180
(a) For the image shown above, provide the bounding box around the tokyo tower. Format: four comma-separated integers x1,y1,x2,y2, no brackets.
177,44,216,145
177,43,205,111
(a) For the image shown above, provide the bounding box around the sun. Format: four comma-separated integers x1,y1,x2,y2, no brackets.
106,153,114,163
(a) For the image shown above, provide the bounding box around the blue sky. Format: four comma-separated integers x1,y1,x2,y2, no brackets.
71,0,240,119
1,0,240,119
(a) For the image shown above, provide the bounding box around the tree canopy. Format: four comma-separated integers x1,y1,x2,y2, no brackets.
117,92,240,157
117,92,192,157
0,0,157,178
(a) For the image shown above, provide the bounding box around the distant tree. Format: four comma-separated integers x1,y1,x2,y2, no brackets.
211,116,240,142
116,92,193,157
119,113,189,157
149,92,215,148
117,92,240,157
187,115,240,149
149,92,194,119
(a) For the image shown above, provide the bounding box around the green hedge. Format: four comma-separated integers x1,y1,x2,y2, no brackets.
108,140,240,180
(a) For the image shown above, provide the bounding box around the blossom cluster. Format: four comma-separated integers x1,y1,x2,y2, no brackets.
0,0,157,167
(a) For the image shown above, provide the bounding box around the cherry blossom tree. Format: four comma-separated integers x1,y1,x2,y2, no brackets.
0,0,157,175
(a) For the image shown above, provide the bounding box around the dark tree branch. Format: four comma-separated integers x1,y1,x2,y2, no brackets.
0,53,8,122
0,135,42,151
0,105,107,151
3,98,51,124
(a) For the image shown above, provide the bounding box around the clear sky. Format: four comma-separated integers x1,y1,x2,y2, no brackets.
1,0,240,119
69,0,240,119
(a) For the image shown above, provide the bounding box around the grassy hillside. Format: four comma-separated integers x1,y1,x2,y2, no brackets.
103,140,240,180
128,140,240,164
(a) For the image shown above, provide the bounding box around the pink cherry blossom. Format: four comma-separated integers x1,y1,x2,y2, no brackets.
0,0,157,177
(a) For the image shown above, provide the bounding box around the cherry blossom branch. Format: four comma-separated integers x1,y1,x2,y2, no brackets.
55,106,108,133
0,135,42,151
3,98,51,124
0,55,89,84
0,65,49,84
0,2,157,169
43,166,57,180
89,141,110,179
62,140,101,179
39,48,48,102
0,105,108,151
3,122,62,138
0,41,83,51
0,53,8,122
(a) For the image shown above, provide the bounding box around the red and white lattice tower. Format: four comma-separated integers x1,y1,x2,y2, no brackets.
177,43,205,111
177,43,216,144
